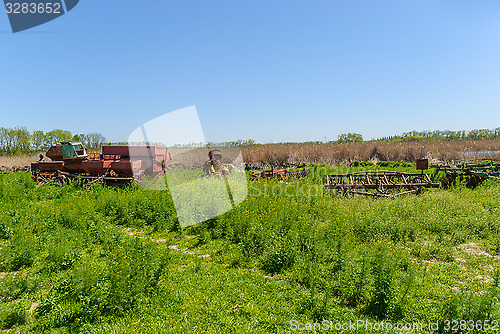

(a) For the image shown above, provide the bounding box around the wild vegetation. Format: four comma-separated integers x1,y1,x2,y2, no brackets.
0,164,499,333
378,128,500,143
241,139,500,166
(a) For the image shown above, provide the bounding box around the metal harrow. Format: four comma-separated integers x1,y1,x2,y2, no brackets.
324,170,439,197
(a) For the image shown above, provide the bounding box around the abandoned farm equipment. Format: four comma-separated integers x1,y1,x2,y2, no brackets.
324,159,439,197
431,161,500,189
323,170,439,197
250,164,310,180
203,150,231,177
31,141,171,186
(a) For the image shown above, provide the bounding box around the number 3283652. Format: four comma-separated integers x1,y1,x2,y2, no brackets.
5,3,62,14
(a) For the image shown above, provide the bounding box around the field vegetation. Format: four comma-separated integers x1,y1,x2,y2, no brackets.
241,140,500,166
0,163,499,333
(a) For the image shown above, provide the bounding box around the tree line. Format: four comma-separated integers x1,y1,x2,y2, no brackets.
0,127,108,155
377,127,500,142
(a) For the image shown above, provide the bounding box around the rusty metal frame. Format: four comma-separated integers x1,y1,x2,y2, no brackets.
32,144,171,187
432,161,500,179
32,170,136,187
324,170,439,197
431,161,500,188
250,165,310,180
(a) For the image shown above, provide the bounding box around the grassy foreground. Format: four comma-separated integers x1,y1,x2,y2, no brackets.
0,166,499,333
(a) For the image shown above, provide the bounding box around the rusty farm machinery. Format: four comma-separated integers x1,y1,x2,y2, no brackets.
431,160,500,189
32,143,309,187
201,150,310,181
249,164,310,180
31,141,171,186
203,150,231,177
323,159,439,197
324,170,439,197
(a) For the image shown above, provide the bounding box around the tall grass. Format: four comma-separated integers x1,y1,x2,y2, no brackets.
0,169,499,332
241,139,500,165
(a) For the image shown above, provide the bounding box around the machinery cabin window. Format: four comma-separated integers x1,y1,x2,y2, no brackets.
73,145,85,156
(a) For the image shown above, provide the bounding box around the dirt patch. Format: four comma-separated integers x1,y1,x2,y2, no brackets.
29,303,39,314
0,271,20,282
123,228,137,237
154,238,168,243
120,227,211,258
474,275,494,284
168,244,210,258
457,242,495,258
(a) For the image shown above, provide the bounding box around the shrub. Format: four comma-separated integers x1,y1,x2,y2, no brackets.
0,301,26,330
298,288,331,321
260,233,296,274
365,245,395,320
0,221,12,239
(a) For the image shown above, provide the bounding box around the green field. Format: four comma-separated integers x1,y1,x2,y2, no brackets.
1,165,499,333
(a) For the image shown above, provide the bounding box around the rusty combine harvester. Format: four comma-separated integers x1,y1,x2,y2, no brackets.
250,164,309,180
324,159,439,197
432,160,500,188
31,141,170,186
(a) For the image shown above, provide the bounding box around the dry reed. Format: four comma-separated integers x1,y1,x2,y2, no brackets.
241,140,500,166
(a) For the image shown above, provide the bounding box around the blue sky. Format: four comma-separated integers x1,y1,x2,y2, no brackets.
1,0,500,143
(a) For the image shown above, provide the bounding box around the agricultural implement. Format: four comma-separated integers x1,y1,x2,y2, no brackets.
201,150,309,180
324,170,439,197
431,161,500,188
250,164,310,180
31,141,171,186
203,150,231,177
324,160,438,197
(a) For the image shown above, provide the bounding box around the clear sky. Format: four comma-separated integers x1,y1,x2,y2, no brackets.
1,0,500,143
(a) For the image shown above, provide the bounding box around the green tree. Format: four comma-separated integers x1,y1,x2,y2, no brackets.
31,130,46,151
337,133,363,143
14,127,31,153
44,129,72,148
